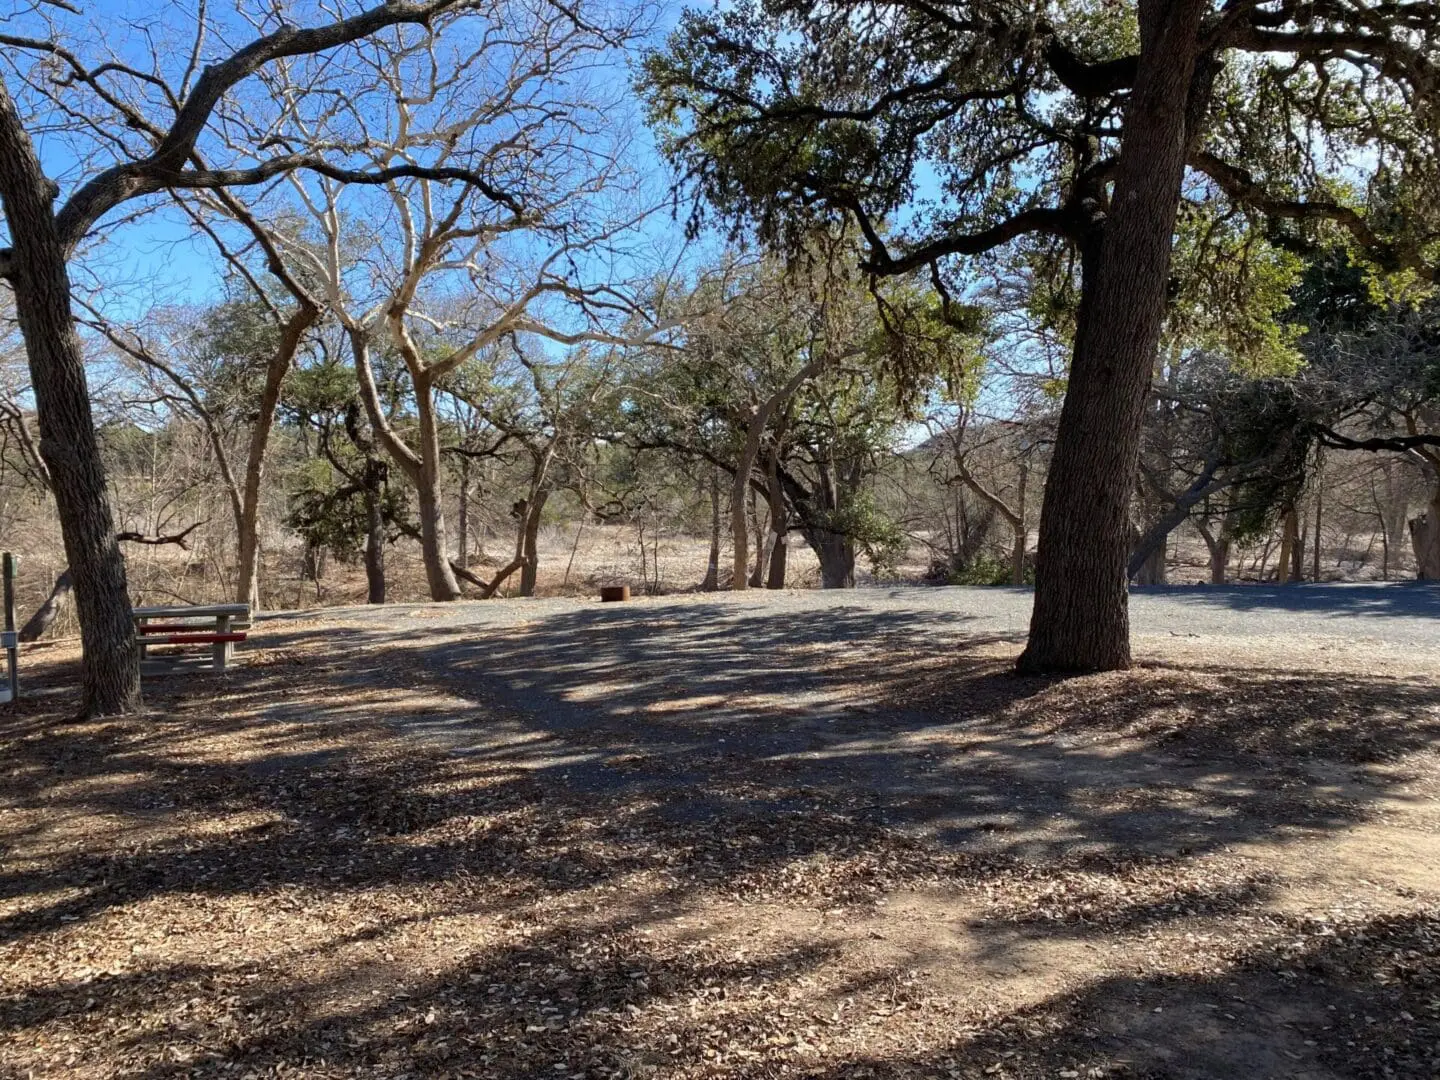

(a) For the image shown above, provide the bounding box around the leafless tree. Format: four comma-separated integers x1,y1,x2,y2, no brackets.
0,0,567,713
218,1,673,600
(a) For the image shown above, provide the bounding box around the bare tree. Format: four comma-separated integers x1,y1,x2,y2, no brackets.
230,2,668,600
0,0,538,714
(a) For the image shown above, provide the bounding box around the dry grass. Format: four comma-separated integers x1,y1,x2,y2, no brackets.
1,622,1438,1080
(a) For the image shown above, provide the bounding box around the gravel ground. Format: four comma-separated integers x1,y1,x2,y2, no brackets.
264,580,1440,648
254,580,1440,857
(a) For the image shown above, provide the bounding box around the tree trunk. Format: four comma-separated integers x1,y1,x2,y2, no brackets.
731,429,760,592
767,530,788,589
519,489,549,597
1134,538,1167,585
19,569,72,642
235,304,317,612
1126,456,1234,582
1018,0,1208,674
457,454,471,570
749,485,768,588
1196,518,1230,585
414,377,462,601
731,355,830,591
0,80,139,714
1410,490,1440,580
1278,505,1301,582
954,462,1024,583
701,464,721,591
351,333,459,601
363,460,386,605
810,530,855,588
763,450,788,589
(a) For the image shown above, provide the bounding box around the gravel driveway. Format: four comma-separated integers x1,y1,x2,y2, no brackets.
267,579,1440,648
255,579,1440,853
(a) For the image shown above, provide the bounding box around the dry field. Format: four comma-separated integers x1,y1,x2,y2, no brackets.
1,594,1438,1080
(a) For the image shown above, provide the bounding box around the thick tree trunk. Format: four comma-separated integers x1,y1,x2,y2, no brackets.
19,569,72,642
0,81,139,714
809,530,855,589
1134,539,1167,585
1410,491,1440,580
236,304,318,611
1018,0,1208,673
414,380,462,601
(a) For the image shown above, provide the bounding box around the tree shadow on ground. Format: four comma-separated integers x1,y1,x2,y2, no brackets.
1,605,1437,1079
1134,579,1440,620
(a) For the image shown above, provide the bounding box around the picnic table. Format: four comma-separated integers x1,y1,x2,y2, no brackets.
134,603,250,674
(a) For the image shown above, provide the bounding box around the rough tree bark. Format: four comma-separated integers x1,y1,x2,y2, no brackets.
0,81,139,714
1018,0,1209,673
1410,490,1440,580
808,529,855,588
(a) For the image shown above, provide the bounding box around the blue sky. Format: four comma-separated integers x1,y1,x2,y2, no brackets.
9,0,692,318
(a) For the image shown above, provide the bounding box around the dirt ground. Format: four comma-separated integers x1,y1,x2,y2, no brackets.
2,599,1438,1080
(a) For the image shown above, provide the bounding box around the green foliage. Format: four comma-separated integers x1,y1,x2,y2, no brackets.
642,0,1440,417
944,553,1029,587
189,299,284,420
285,463,407,563
1167,209,1306,377
818,490,907,576
1220,378,1314,544
870,283,989,410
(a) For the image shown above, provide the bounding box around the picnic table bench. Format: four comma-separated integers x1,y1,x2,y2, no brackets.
134,603,250,674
